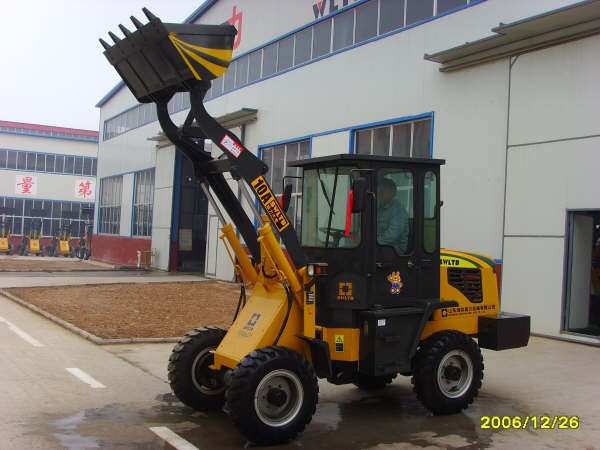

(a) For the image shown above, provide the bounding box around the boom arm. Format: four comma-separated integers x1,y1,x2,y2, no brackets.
100,9,306,269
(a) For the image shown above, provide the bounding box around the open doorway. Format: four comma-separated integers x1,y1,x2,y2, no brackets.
170,151,208,273
564,210,600,337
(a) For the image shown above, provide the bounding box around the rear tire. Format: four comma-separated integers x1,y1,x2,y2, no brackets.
411,330,483,415
226,346,318,445
168,326,227,411
353,373,397,389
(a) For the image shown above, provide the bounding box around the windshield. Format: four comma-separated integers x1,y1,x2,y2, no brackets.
301,166,361,248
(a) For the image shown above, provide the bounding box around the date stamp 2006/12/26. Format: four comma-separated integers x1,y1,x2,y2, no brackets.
481,416,580,430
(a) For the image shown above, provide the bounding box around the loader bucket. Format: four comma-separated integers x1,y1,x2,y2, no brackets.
100,8,236,103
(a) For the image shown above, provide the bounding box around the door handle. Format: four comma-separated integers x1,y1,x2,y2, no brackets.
407,260,420,270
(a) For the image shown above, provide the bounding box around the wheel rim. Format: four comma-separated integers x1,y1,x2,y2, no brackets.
254,369,304,427
191,347,225,396
437,349,473,398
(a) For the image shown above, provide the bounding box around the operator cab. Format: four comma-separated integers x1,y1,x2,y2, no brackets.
288,155,444,328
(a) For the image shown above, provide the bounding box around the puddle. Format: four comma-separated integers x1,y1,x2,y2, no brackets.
30,386,531,449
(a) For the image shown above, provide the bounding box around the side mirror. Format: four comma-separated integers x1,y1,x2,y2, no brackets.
281,183,293,213
351,177,367,213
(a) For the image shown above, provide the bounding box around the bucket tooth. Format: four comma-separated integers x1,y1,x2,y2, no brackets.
118,24,133,36
130,15,144,29
108,31,121,44
101,10,236,103
99,38,112,50
142,7,158,21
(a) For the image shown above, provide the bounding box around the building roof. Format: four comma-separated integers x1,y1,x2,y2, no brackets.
95,0,219,108
0,120,98,137
425,0,600,72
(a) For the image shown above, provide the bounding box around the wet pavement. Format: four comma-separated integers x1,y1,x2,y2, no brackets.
1,274,598,449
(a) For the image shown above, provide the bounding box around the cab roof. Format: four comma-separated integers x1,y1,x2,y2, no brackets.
287,154,445,168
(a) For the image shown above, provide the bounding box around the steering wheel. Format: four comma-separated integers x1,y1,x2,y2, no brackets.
319,227,347,246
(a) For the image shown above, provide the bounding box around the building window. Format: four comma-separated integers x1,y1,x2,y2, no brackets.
248,50,262,82
17,152,26,170
262,43,278,77
7,150,17,169
380,0,405,34
313,19,332,58
0,149,7,168
223,59,236,92
407,0,434,25
278,35,294,72
355,0,378,43
102,0,476,140
26,152,36,171
0,196,92,237
236,55,249,87
294,28,312,65
333,8,355,51
133,169,155,237
260,140,310,238
0,150,96,176
355,117,432,158
99,175,122,235
35,153,45,172
437,0,468,15
0,125,97,142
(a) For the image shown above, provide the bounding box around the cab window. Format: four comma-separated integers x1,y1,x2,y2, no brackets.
424,170,437,253
301,166,361,248
377,169,413,254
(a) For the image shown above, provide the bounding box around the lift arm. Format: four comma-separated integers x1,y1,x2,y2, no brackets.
100,8,306,269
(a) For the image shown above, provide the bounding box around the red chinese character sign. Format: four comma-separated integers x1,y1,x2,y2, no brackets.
75,179,96,200
228,6,243,50
15,175,37,195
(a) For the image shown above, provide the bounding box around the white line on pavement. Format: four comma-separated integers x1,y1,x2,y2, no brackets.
65,368,106,389
0,315,44,347
149,427,199,450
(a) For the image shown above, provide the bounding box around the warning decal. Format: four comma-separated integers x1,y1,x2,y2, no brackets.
220,134,244,158
251,176,291,232
334,334,344,352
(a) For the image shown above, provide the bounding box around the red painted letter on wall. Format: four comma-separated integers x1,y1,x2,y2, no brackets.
228,6,243,50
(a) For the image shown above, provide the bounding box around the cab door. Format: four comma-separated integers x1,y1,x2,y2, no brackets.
374,167,419,305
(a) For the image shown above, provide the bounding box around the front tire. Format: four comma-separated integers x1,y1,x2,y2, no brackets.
226,346,318,445
411,330,483,415
168,326,227,411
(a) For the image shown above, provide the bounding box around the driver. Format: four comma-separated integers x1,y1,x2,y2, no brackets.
377,177,409,254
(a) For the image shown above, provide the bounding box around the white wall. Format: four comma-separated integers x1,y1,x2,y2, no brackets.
501,36,600,340
152,145,176,270
0,133,97,157
312,132,349,157
0,171,95,202
96,0,591,284
1,132,96,203
204,127,242,282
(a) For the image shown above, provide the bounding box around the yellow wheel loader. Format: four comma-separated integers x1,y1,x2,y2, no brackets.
101,10,531,445
48,219,74,257
0,210,15,255
19,218,44,256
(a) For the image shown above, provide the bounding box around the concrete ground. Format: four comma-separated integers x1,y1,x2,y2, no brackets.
0,270,598,449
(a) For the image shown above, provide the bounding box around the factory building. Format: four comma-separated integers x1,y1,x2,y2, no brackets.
95,0,600,343
0,120,97,252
